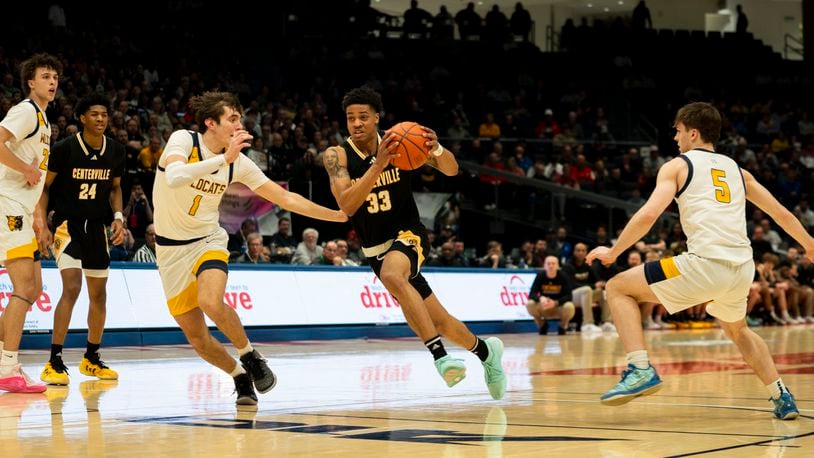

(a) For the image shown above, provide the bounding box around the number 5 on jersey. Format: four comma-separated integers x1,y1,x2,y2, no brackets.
711,168,730,203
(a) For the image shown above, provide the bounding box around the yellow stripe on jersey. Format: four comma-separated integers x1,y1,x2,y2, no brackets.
660,257,681,279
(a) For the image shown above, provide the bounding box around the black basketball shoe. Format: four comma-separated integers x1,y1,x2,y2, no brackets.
233,373,258,406
240,350,277,394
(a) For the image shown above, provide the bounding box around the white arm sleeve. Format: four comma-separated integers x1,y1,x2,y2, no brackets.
164,155,227,188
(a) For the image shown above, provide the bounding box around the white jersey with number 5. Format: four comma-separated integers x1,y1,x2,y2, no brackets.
153,130,269,240
675,148,751,264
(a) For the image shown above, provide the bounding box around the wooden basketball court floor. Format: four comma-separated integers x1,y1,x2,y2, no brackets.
1,326,812,457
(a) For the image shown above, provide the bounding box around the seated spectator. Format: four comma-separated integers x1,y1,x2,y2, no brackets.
453,240,472,267
228,218,258,259
526,256,576,335
234,232,270,264
478,240,508,268
535,108,560,139
757,253,792,325
137,136,164,172
334,239,359,266
267,216,297,263
346,230,367,265
314,240,342,265
428,242,465,267
291,227,322,265
447,116,472,141
245,136,269,174
563,243,615,333
478,112,501,139
759,218,784,252
131,224,157,263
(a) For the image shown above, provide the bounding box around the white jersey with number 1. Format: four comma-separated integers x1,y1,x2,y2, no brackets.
153,130,269,240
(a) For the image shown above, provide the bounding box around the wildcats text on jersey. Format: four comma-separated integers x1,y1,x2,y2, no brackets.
190,178,227,195
71,168,112,180
351,167,401,189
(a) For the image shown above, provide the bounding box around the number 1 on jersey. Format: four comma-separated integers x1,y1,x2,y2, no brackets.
711,168,730,203
188,194,202,216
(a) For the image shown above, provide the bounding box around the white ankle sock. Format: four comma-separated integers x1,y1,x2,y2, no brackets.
0,350,19,376
237,344,254,357
767,378,787,400
626,350,650,370
229,362,247,377
0,340,4,353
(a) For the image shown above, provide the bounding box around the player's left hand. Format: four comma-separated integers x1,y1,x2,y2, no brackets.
420,125,439,151
586,246,616,266
110,219,125,246
33,216,52,255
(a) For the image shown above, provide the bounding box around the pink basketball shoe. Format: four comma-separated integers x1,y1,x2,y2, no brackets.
0,365,47,393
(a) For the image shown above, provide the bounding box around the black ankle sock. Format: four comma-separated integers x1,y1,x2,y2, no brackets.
469,338,490,362
50,344,63,362
85,342,101,360
424,335,448,360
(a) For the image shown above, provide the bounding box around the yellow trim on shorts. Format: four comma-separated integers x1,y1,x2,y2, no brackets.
167,280,198,316
660,257,681,279
396,230,425,267
6,237,37,260
53,220,70,254
192,250,229,275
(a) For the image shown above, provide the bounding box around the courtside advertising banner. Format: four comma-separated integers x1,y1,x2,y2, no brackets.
10,267,536,332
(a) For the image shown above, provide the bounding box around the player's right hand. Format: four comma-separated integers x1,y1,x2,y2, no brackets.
33,220,52,255
225,129,253,164
374,131,399,168
25,158,41,186
586,246,617,266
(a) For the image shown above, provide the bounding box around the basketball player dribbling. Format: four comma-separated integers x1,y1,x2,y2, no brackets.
322,86,506,400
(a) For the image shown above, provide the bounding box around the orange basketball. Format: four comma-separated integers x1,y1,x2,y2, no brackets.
389,121,430,170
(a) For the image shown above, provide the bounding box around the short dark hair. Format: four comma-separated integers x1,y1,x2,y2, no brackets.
342,86,383,114
189,91,243,133
76,92,111,117
19,53,62,93
674,102,721,144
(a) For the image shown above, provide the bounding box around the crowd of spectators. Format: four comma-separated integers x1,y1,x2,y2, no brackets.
0,3,811,331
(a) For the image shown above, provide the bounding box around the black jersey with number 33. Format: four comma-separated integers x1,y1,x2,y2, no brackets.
342,136,421,247
49,133,125,222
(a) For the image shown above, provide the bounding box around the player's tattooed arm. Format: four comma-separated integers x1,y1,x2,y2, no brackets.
323,147,349,184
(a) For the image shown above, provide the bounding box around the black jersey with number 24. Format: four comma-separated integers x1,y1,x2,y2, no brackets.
49,133,125,222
